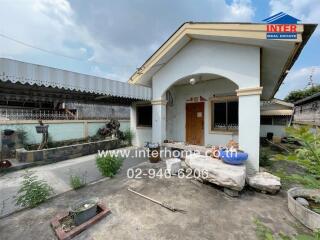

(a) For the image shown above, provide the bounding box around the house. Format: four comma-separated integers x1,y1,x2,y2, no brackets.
129,22,316,173
293,92,320,126
260,99,294,138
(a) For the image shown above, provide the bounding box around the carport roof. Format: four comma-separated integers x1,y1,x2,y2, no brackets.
128,22,317,100
0,58,151,103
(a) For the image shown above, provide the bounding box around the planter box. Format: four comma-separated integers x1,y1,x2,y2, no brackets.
70,199,98,226
288,187,320,231
51,203,110,240
35,125,49,134
16,139,120,163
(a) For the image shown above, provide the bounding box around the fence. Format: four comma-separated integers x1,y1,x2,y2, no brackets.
0,119,130,144
0,108,130,121
0,109,76,120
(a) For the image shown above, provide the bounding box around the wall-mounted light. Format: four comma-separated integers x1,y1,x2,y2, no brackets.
189,78,196,85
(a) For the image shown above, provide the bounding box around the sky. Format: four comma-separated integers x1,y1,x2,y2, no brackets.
0,0,319,99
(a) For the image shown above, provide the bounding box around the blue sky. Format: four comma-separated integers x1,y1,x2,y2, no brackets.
0,0,319,99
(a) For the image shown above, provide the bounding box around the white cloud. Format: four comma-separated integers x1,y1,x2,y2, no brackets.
269,0,320,27
0,0,104,70
0,0,255,81
225,0,255,21
71,0,255,80
276,66,320,99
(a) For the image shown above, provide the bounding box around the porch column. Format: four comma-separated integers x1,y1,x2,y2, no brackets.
236,87,263,174
152,99,167,144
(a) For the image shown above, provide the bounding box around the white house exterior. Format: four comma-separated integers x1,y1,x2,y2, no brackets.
128,22,316,173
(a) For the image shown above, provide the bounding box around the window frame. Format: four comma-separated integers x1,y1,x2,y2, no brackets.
136,104,152,128
209,96,239,133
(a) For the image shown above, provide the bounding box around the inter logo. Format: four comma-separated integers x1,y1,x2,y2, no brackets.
263,12,300,39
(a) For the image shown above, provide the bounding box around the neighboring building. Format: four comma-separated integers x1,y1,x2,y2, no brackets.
0,58,150,143
0,58,145,120
260,99,293,138
294,92,320,126
129,22,316,172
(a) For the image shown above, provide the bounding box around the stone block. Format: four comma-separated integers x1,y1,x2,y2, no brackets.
185,154,246,191
247,172,281,194
166,158,181,175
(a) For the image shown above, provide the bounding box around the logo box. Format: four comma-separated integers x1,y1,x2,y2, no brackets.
263,12,300,40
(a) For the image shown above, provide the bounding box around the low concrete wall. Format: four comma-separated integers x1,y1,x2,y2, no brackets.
0,119,130,144
16,138,120,163
260,125,287,138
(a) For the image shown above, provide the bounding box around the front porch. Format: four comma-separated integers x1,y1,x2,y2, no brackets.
152,75,262,173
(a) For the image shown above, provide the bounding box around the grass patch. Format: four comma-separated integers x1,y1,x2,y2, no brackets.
254,219,320,240
70,173,87,190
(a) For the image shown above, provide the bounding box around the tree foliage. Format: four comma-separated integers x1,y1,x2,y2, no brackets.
284,85,320,103
273,126,320,176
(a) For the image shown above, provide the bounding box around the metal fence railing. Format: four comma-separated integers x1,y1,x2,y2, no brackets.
0,109,77,120
0,108,130,121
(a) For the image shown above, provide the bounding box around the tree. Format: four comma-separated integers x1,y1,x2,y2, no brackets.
284,85,320,103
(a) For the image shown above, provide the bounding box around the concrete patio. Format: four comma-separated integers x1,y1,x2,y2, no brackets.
0,146,146,218
0,161,311,240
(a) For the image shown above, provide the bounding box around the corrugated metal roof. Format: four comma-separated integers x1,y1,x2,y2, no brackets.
0,58,151,100
261,109,293,116
294,92,320,106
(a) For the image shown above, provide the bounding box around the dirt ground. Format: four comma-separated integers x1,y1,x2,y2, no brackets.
0,161,311,240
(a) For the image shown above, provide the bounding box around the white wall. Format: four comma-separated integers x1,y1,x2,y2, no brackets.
130,103,152,147
151,39,261,172
166,79,238,146
152,39,260,100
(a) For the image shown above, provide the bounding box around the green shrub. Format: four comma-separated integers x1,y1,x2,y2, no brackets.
273,126,320,176
260,149,272,167
275,171,320,189
121,129,134,145
70,174,87,190
16,127,28,147
16,171,54,208
96,154,123,177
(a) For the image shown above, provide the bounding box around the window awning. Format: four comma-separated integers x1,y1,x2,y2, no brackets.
0,58,152,101
261,109,293,116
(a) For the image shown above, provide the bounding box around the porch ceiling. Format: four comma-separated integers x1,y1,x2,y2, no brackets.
128,22,317,100
172,73,223,86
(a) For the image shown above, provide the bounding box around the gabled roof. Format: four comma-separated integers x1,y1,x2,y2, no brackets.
128,22,317,100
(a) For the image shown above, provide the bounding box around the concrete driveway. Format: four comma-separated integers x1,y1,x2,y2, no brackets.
0,161,310,240
0,147,147,217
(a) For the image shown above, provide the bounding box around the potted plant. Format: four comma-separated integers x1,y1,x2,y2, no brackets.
145,142,161,163
288,187,320,230
70,198,99,226
35,125,49,134
218,148,248,165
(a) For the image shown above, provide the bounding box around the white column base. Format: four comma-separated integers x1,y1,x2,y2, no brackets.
238,93,261,174
152,99,167,144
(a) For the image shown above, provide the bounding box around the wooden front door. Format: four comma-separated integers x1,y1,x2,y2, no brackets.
186,102,204,145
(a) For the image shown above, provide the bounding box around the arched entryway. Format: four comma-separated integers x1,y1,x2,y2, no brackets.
165,73,239,146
